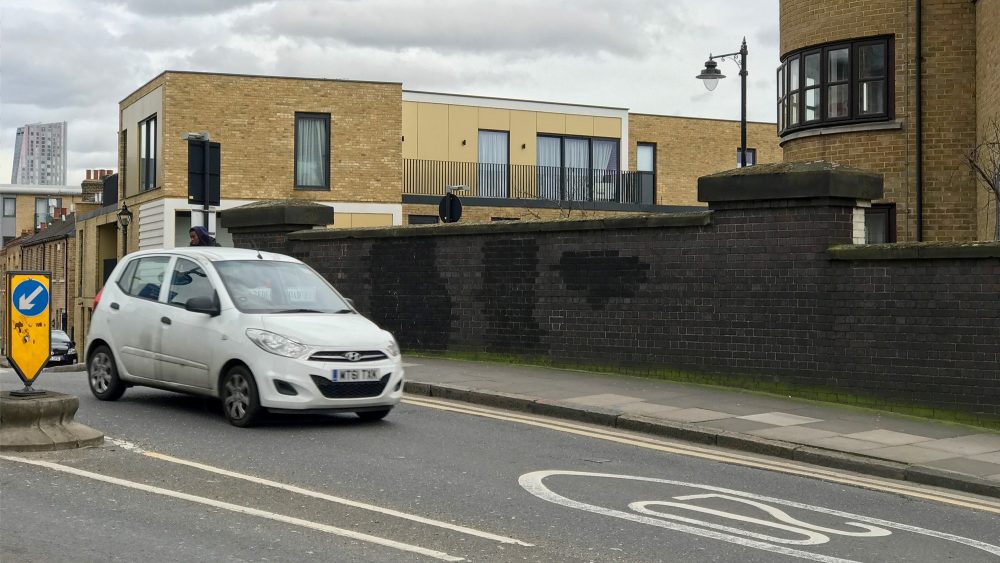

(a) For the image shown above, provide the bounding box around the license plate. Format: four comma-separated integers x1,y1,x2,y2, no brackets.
51,355,63,361
331,368,379,382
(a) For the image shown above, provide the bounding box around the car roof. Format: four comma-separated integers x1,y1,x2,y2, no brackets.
122,247,301,264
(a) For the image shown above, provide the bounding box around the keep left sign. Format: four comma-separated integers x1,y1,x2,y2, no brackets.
5,272,52,385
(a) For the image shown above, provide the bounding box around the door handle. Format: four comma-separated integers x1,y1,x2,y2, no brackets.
110,302,120,310
161,317,172,325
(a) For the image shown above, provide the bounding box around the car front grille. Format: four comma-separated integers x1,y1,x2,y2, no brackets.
308,350,388,362
310,374,391,399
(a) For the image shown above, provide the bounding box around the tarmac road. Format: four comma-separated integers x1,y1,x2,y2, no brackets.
2,367,999,562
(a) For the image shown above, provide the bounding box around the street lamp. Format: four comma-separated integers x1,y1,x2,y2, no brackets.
116,202,133,255
697,37,749,167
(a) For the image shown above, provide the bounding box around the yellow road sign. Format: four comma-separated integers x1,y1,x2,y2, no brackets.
5,272,51,385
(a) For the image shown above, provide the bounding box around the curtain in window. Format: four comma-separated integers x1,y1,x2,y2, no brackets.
537,137,561,200
296,117,327,187
564,138,589,201
478,131,508,198
591,140,617,201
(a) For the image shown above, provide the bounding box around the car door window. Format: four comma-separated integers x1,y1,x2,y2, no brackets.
166,258,215,308
121,256,171,301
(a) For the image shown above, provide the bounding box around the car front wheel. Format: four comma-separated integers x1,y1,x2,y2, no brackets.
88,345,126,401
221,366,262,427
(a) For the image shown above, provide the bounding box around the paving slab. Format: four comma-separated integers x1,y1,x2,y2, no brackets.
862,445,960,465
738,412,823,426
698,418,778,434
657,408,733,423
750,426,840,442
918,434,1000,456
563,393,645,408
619,402,682,417
807,436,886,453
843,429,932,446
920,457,1000,478
969,451,1000,465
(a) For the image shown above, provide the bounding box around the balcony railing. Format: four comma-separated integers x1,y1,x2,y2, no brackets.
403,159,655,205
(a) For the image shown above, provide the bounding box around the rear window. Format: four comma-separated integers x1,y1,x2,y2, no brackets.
118,256,172,301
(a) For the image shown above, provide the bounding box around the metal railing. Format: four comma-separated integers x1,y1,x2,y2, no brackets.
403,159,655,205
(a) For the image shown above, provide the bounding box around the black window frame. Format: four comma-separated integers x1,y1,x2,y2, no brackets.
778,35,893,136
294,112,331,190
864,203,897,244
536,133,622,202
637,142,656,178
139,114,157,192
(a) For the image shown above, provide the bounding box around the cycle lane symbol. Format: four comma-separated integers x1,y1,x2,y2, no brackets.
519,470,1000,562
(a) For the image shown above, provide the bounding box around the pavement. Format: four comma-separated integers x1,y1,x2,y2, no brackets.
401,356,1000,499
10,356,1000,499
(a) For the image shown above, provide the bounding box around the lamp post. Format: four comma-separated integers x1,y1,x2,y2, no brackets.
697,37,749,167
116,202,133,255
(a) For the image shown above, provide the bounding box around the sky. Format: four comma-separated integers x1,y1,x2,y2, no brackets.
0,0,780,187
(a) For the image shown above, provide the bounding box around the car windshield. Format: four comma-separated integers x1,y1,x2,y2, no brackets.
214,260,353,314
52,330,71,343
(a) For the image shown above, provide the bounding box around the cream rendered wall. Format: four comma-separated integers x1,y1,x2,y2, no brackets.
121,86,164,198
403,101,624,168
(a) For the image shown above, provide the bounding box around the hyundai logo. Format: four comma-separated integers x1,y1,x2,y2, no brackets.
344,352,362,362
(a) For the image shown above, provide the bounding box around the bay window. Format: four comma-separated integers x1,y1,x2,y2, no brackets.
778,36,892,135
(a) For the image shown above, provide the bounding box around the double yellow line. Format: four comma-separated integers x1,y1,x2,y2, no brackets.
402,395,1000,515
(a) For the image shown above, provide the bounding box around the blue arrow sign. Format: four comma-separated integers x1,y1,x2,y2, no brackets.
12,279,49,317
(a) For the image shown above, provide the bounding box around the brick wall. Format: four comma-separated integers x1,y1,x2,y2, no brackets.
977,0,1000,240
157,72,402,205
780,0,980,242
229,163,1000,425
628,115,779,206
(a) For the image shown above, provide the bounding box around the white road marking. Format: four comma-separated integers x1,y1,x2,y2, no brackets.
520,470,1000,560
106,437,532,547
0,454,464,562
403,395,1000,514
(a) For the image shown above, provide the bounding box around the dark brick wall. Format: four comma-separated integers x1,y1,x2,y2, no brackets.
230,170,1000,423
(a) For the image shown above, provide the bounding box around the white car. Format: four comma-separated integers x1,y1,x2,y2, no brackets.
85,247,403,427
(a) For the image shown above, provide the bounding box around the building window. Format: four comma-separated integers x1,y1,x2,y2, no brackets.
34,197,61,230
478,130,509,198
295,112,330,189
737,147,757,168
864,203,896,243
636,143,656,205
408,215,439,225
139,115,157,191
778,36,892,136
2,197,15,217
537,135,620,202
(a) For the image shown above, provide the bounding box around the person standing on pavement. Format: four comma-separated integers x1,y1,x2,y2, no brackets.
189,226,221,247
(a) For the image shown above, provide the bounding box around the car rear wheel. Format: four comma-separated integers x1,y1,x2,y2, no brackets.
88,345,126,401
356,408,391,422
222,366,262,427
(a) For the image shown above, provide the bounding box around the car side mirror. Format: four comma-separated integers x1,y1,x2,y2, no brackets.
186,290,221,317
345,297,355,308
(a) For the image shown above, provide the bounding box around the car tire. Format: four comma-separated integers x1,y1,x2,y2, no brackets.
88,345,126,401
356,408,391,422
221,366,262,427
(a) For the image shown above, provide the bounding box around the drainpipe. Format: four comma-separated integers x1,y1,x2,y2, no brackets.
915,0,924,241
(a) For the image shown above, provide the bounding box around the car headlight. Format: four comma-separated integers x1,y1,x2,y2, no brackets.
67,347,76,355
386,338,400,357
246,329,308,358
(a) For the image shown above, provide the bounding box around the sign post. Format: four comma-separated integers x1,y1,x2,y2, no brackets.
5,271,51,395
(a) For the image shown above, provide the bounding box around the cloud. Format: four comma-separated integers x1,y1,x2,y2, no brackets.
0,0,780,185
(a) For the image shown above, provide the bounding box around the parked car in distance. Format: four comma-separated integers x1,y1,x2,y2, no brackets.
49,329,78,366
85,247,403,427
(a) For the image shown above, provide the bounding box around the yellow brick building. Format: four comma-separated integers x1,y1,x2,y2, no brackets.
779,0,998,241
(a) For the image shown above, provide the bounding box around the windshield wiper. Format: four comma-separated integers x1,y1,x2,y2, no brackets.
274,308,325,314
333,309,354,314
